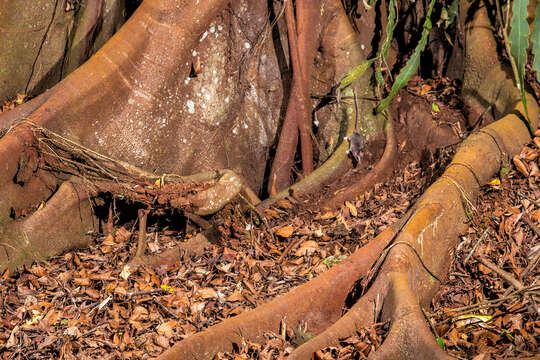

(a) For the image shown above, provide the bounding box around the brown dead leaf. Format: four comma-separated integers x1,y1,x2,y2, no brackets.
276,199,293,209
530,208,540,224
319,211,336,220
264,208,280,219
420,84,432,95
156,320,177,338
154,334,170,348
513,155,529,177
197,287,218,299
114,227,132,243
275,225,295,238
72,278,91,286
478,263,491,274
295,240,319,257
226,290,244,302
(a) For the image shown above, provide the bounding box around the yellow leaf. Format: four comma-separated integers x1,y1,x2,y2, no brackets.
160,285,174,294
345,201,358,216
154,176,164,188
488,178,501,186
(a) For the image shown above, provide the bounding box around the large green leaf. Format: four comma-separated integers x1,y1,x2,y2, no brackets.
509,0,530,120
509,0,530,87
532,2,540,83
377,0,397,86
338,58,376,89
377,0,435,112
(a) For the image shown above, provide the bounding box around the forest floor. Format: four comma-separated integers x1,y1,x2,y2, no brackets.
0,81,539,360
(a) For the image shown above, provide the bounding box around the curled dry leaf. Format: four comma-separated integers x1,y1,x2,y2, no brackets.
513,155,529,177
345,201,358,217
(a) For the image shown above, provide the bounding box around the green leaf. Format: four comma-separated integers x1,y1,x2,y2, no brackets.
509,0,530,121
377,0,436,112
532,2,540,82
445,0,459,28
377,0,397,86
436,337,445,349
431,102,440,112
338,58,376,89
381,0,397,61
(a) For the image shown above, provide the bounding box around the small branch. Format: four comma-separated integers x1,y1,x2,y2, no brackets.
464,227,490,264
128,288,169,297
428,284,540,319
521,213,540,238
135,209,150,258
476,257,524,291
153,297,179,319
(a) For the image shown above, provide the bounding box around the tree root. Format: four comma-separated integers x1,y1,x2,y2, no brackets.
258,100,356,210
158,225,397,359
0,122,259,271
159,76,540,360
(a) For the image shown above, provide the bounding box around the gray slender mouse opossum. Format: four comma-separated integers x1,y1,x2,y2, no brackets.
344,89,365,165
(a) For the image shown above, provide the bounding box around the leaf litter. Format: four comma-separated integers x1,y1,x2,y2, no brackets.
0,97,539,360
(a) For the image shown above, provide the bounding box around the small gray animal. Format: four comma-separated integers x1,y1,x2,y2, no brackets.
344,89,365,165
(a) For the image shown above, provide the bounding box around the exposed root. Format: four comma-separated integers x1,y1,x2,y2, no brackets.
258,101,356,210
0,122,259,270
0,179,97,271
369,271,451,360
159,83,538,359
158,226,397,359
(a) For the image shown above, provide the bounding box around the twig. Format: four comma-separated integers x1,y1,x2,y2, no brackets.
86,295,112,317
277,237,304,263
522,213,540,238
135,209,150,258
476,257,524,290
153,297,179,319
128,288,169,297
428,284,539,319
82,323,107,337
464,227,490,264
523,248,540,279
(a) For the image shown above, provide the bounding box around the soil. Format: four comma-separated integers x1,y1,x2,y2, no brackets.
0,79,538,360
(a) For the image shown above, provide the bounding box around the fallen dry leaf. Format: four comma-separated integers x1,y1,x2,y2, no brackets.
275,225,295,238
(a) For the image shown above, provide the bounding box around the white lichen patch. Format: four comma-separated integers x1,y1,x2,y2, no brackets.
186,99,195,113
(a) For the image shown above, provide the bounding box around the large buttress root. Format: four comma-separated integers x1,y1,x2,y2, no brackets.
157,1,540,357
158,227,397,359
